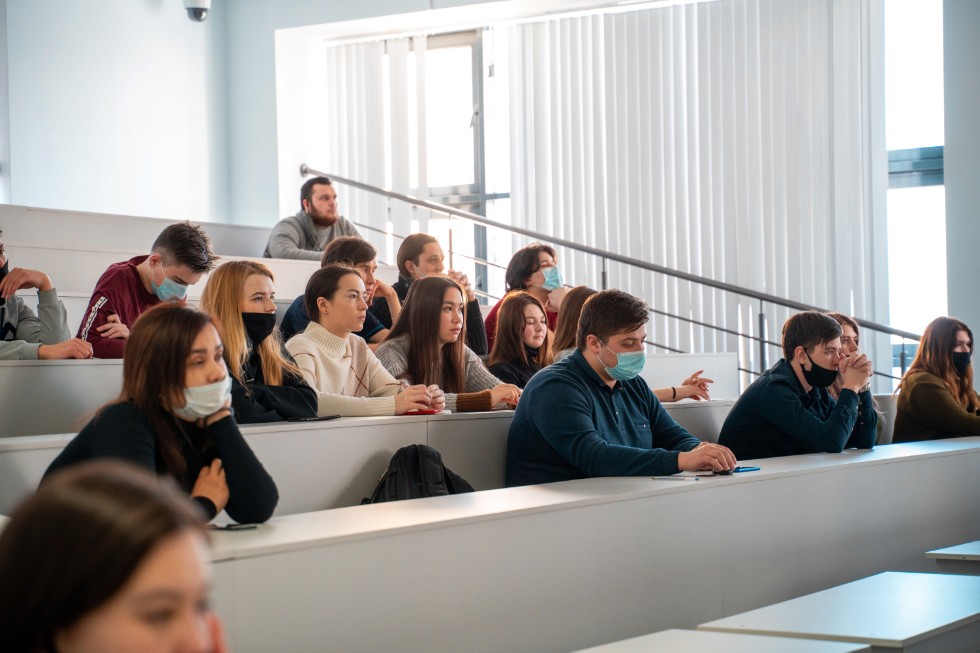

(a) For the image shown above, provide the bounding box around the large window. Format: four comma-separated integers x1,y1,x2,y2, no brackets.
885,0,945,378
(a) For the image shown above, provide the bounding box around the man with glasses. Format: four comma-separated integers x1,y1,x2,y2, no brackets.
506,289,736,486
0,230,92,360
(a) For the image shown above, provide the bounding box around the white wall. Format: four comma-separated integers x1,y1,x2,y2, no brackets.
4,0,229,223
222,0,431,227
0,0,10,204
944,0,980,333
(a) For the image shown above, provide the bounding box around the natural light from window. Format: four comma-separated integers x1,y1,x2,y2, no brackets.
885,0,946,346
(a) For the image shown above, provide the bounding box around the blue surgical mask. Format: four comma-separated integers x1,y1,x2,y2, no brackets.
542,266,564,291
150,263,189,301
600,341,646,381
173,375,232,421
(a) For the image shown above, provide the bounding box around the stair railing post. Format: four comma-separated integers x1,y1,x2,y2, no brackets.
758,309,768,374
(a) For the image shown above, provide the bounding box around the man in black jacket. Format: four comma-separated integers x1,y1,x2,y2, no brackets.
718,311,877,459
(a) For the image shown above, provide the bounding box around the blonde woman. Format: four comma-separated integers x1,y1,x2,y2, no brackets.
200,260,316,423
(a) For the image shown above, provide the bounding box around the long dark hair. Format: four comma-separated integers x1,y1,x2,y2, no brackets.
488,291,554,369
552,286,597,352
0,460,206,653
388,276,467,393
118,303,219,480
899,316,975,409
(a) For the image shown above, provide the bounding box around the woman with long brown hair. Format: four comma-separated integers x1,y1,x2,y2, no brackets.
552,286,599,360
200,260,316,423
894,316,980,441
376,276,521,412
1,460,227,652
487,291,554,388
43,303,278,524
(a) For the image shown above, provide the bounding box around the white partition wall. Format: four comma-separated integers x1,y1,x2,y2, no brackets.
427,411,513,490
0,205,271,257
209,440,980,653
0,433,74,514
642,353,740,399
239,417,430,516
0,360,123,437
0,412,518,515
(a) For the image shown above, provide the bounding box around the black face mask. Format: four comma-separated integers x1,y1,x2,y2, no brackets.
952,351,972,377
0,261,8,307
242,313,276,347
801,351,839,389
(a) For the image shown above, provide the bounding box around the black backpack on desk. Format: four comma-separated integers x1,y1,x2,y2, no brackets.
362,444,475,504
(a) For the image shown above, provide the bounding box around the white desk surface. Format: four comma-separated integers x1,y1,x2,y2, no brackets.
698,572,980,648
660,398,735,411
926,540,980,561
209,438,980,562
576,629,870,652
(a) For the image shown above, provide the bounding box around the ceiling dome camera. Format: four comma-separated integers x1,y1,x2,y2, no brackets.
183,0,211,22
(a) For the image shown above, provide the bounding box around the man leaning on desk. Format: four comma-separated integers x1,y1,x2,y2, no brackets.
718,311,877,460
505,289,736,486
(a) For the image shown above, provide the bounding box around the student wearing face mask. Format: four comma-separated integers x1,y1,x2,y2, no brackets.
506,289,736,487
200,261,316,424
485,243,568,351
45,303,279,524
371,233,489,355
893,316,980,441
718,311,877,460
78,222,218,359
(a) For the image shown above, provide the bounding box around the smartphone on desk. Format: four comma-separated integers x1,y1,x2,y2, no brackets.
210,523,258,531
286,414,341,422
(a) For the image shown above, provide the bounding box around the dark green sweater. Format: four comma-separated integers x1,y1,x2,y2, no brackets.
893,371,980,442
718,358,877,460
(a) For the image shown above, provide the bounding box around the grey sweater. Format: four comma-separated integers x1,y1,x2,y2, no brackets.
375,335,501,412
264,211,362,260
0,289,71,360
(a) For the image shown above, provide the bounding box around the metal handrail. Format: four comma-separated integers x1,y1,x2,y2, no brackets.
647,307,781,349
304,163,920,342
352,215,508,273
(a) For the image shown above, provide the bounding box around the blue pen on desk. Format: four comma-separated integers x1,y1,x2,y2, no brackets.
652,476,700,482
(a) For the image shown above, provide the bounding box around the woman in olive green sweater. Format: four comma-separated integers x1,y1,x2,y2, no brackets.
894,316,980,441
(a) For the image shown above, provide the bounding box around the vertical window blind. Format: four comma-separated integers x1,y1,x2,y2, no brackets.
317,0,881,373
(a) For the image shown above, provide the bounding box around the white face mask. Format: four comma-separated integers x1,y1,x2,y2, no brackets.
172,375,232,421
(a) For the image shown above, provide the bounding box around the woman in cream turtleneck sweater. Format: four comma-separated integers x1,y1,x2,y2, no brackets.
286,264,445,416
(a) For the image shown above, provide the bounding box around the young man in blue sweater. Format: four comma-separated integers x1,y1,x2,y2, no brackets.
718,311,877,459
506,289,736,486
